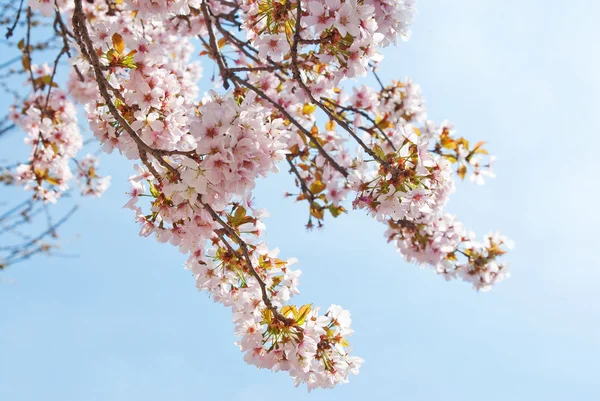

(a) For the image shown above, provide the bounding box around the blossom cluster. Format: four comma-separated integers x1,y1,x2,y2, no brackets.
75,154,112,197
241,0,416,80
8,64,106,202
6,0,512,390
64,0,363,386
321,80,508,288
185,211,363,390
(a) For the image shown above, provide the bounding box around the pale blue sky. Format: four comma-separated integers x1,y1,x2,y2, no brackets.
1,1,599,400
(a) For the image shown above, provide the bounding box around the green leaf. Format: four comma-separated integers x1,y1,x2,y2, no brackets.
230,206,246,227
296,304,312,325
148,180,160,197
328,205,346,218
281,305,298,318
372,144,385,160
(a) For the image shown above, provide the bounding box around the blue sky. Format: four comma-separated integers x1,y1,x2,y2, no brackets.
1,1,599,400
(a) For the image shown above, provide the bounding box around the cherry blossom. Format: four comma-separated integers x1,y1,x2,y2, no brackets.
4,0,511,390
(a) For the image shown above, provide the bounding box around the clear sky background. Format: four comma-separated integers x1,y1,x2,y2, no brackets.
1,1,599,400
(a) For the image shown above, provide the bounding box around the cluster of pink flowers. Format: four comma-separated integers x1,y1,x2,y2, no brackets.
65,1,363,388
328,79,508,289
241,0,416,79
75,154,112,197
10,61,111,202
386,217,512,291
10,65,82,203
8,0,511,390
186,215,364,390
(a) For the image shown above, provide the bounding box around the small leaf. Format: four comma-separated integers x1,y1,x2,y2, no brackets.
106,49,118,62
296,304,312,325
309,180,326,194
45,176,60,185
441,137,457,150
328,205,346,218
376,114,392,130
262,308,273,324
302,103,317,115
21,55,30,71
456,137,470,150
472,141,489,155
41,75,53,85
310,124,319,136
281,305,298,318
230,206,246,227
457,165,467,180
472,141,486,151
372,144,385,160
310,205,324,220
112,33,125,54
288,144,300,156
148,180,160,197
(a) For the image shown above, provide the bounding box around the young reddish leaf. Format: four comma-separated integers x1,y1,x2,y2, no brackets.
310,205,324,219
112,33,125,54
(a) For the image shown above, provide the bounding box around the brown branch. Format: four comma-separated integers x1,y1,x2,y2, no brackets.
4,0,24,39
322,98,397,151
198,196,292,325
286,155,316,203
71,2,295,327
0,205,78,269
230,74,348,177
200,1,232,89
71,0,183,176
24,7,36,92
54,7,85,82
289,1,387,165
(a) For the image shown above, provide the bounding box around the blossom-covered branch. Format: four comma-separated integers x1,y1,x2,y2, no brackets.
1,0,511,390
